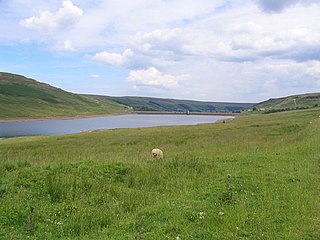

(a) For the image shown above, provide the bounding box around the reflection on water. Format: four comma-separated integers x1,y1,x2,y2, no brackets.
0,114,232,138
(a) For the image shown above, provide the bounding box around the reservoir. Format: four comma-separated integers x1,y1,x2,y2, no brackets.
0,114,232,138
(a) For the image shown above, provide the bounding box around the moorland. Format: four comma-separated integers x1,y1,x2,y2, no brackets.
0,72,253,120
0,108,319,239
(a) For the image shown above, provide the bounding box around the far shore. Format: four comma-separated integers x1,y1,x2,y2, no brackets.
0,111,238,123
134,111,239,116
0,112,131,123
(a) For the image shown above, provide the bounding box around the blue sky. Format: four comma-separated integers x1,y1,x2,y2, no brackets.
1,0,320,102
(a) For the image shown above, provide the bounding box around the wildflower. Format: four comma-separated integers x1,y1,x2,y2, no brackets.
218,211,225,216
199,212,205,219
176,237,181,240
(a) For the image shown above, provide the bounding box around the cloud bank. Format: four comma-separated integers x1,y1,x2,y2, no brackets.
256,0,318,12
92,49,134,66
1,0,320,101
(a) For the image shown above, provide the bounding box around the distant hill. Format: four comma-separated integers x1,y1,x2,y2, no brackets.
251,93,320,113
0,72,254,120
87,95,254,113
0,72,127,119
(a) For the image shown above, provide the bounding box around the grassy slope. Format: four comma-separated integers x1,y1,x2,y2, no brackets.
87,95,254,112
0,109,319,239
253,93,320,112
0,72,127,119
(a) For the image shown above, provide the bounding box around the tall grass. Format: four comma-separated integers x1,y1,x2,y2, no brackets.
0,109,319,239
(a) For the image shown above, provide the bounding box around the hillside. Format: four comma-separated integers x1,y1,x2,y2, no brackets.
0,72,254,119
0,72,127,119
251,93,320,113
87,95,254,113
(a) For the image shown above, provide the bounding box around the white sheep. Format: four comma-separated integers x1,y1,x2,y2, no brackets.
151,148,164,159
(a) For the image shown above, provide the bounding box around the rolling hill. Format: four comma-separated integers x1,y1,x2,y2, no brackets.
0,72,127,119
87,95,254,113
252,93,320,113
0,72,255,119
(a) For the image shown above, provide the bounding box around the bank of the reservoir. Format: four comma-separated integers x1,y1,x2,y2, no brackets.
0,113,233,138
134,111,239,116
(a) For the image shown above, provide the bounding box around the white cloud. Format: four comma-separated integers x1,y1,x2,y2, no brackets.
92,49,134,66
90,74,100,78
250,59,320,97
20,0,83,33
64,39,74,51
54,39,75,52
127,67,189,89
124,3,320,65
131,28,186,53
304,61,320,78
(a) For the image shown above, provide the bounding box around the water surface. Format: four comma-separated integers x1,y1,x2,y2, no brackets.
0,114,232,138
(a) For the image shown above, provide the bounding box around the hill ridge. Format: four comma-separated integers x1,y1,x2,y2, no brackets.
251,92,320,113
87,95,254,113
0,72,127,119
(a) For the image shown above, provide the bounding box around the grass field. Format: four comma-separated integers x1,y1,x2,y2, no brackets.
0,109,319,239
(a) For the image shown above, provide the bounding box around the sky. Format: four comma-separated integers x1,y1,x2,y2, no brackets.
1,0,320,103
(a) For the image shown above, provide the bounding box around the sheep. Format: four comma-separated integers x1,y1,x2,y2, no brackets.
151,148,164,159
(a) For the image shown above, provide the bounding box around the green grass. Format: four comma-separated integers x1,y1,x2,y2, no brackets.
0,109,319,239
252,93,320,113
87,95,254,112
0,84,59,103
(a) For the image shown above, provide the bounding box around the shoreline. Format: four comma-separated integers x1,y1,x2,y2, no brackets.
133,111,239,116
0,111,238,123
0,112,131,123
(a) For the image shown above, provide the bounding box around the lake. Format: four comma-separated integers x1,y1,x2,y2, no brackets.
0,114,232,138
